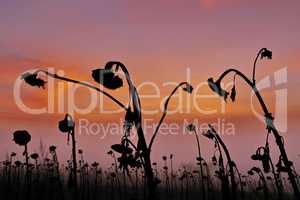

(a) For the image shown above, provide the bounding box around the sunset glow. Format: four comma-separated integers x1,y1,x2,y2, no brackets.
0,0,299,173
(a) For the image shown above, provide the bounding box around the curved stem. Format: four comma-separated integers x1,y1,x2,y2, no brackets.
105,63,156,199
215,68,300,198
214,138,229,200
215,68,268,114
148,82,189,150
108,61,134,108
108,62,148,157
252,48,266,84
213,131,237,200
112,62,149,171
36,70,128,111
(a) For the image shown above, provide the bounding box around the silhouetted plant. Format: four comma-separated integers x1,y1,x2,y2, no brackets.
13,130,32,200
1,149,297,199
91,161,100,200
7,152,16,186
251,147,271,173
78,148,85,198
251,135,284,200
207,48,300,198
48,145,65,200
186,123,206,200
202,160,213,199
16,57,300,200
162,156,170,196
30,153,39,167
169,154,175,197
21,61,192,200
22,72,46,88
13,159,22,199
58,114,77,200
252,48,272,84
248,167,269,200
91,162,99,185
107,148,122,199
13,131,31,174
30,152,40,185
95,62,192,199
92,67,123,90
203,125,235,200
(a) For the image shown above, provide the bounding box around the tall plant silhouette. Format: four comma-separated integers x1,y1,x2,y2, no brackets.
251,132,283,199
186,123,206,200
207,48,300,198
13,130,31,200
21,61,193,199
203,124,239,200
58,113,77,199
49,145,65,200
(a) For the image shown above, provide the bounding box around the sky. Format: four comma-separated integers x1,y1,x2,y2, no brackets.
0,0,300,172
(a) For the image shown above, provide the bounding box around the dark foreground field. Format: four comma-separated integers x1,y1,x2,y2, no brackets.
0,154,297,200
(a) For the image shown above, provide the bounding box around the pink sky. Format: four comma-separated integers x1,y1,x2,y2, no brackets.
0,0,300,172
